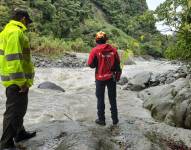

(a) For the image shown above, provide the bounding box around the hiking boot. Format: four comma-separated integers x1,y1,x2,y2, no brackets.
0,141,16,150
14,131,36,143
0,145,20,150
113,119,119,125
95,119,106,126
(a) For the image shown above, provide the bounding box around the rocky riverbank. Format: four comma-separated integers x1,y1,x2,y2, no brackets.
120,64,189,90
1,55,191,150
120,59,191,130
32,52,87,68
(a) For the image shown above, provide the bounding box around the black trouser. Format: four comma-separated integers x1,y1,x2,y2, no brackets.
96,79,118,122
0,85,28,149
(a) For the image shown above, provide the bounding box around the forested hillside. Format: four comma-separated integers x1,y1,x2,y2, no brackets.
0,0,163,57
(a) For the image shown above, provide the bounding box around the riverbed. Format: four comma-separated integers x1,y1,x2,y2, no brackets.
1,58,188,150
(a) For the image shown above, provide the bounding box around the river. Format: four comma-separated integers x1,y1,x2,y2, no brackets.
0,58,182,150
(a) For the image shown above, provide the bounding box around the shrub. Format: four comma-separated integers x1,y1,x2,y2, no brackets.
29,32,90,55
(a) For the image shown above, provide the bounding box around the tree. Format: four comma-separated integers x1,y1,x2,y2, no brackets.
155,0,189,33
0,5,10,31
155,0,191,59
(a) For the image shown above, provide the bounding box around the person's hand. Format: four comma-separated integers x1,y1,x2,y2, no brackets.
115,72,121,82
19,84,29,93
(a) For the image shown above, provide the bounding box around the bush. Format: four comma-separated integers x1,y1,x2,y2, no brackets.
165,31,191,60
165,40,191,60
29,32,90,55
0,5,10,31
140,43,162,58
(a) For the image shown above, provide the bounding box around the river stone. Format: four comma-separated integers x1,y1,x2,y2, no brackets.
38,81,65,92
150,73,160,86
165,77,176,84
126,71,152,91
174,100,189,127
151,101,174,121
184,102,191,129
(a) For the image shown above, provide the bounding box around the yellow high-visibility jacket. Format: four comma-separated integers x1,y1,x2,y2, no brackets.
0,20,34,87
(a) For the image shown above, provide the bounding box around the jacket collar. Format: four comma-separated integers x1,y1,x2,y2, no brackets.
9,20,27,31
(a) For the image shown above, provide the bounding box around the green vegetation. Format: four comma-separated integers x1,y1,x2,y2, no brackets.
0,0,163,57
155,0,191,60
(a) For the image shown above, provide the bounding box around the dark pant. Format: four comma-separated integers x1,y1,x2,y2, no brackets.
96,79,118,122
0,85,28,149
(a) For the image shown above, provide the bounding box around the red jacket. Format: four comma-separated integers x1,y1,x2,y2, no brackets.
88,44,122,81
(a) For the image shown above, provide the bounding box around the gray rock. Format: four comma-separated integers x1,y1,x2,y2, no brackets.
126,71,152,91
2,119,182,150
38,81,65,92
165,77,176,84
159,76,166,84
140,78,191,129
150,73,160,86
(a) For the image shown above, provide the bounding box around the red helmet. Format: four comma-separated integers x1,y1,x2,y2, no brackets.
95,31,108,41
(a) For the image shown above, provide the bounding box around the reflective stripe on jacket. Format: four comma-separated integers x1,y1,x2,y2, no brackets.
0,20,34,87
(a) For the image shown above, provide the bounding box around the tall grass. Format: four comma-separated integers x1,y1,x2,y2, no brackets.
29,32,90,56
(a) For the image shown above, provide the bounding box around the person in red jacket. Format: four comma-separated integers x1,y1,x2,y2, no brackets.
88,31,122,126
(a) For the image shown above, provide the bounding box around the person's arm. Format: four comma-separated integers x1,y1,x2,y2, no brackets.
114,51,122,81
88,48,97,68
22,34,35,88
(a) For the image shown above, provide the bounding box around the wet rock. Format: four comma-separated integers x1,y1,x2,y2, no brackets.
125,71,152,91
153,66,188,85
165,77,176,84
38,81,65,92
140,78,191,129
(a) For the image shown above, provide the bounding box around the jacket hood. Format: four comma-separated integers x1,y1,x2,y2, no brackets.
6,20,27,31
96,44,114,52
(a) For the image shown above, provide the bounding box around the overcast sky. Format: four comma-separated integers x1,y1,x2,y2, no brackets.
146,0,166,10
146,0,172,34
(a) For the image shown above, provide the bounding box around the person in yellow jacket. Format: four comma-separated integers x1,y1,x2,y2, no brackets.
0,9,36,150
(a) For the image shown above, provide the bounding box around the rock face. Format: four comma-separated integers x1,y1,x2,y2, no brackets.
124,71,152,91
139,78,191,129
6,119,191,150
38,82,65,92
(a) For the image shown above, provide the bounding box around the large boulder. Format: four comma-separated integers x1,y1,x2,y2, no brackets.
125,71,152,91
38,81,65,92
139,78,191,129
